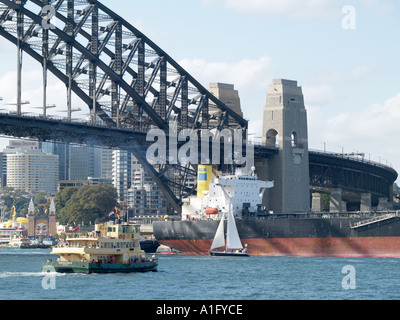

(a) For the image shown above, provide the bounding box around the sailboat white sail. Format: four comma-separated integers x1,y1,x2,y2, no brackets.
210,185,246,254
210,211,226,250
226,203,243,250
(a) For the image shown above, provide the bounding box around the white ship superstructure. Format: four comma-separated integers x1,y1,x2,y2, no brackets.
182,167,274,220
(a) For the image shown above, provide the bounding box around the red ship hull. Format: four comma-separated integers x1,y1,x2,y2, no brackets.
159,237,400,258
153,217,400,258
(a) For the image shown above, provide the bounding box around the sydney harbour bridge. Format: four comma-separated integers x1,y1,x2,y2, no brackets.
0,0,397,213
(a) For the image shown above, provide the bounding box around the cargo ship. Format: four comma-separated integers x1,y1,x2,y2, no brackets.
153,166,400,258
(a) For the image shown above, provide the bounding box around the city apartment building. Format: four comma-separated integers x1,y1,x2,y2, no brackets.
6,151,59,195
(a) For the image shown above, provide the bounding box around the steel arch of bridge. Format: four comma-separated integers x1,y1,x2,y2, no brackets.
0,0,248,213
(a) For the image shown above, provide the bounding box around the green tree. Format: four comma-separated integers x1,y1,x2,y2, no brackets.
12,193,30,217
54,187,79,212
1,187,14,210
55,184,118,225
54,187,79,224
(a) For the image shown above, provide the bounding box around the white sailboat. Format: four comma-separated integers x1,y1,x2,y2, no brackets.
209,186,249,257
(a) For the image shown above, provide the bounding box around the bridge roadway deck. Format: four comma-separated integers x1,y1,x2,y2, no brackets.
0,112,396,204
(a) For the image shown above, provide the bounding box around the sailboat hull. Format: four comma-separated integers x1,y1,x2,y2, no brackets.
210,251,249,257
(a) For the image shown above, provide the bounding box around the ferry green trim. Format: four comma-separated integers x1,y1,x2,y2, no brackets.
42,260,158,274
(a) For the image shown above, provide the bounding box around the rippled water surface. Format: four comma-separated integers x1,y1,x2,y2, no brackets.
1,248,399,300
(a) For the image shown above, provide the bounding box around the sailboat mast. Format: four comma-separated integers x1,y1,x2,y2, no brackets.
219,184,243,251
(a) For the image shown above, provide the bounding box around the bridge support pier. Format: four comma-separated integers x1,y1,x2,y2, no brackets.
378,197,389,211
262,79,310,214
360,193,372,212
342,200,347,213
311,193,323,212
330,188,343,213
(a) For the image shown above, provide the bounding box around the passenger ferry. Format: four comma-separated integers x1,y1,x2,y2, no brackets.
0,228,15,245
7,227,31,249
42,221,158,273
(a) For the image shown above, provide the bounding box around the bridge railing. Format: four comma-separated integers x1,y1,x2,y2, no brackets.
309,148,395,171
0,109,149,133
252,210,400,220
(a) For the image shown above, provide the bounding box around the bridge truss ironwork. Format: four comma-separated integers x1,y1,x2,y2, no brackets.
0,0,249,213
0,0,397,214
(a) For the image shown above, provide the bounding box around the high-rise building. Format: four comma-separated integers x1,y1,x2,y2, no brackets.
112,150,167,215
112,150,133,202
2,140,42,188
0,152,5,188
69,145,94,181
100,148,114,179
6,151,59,195
41,141,70,181
127,188,146,215
128,166,167,215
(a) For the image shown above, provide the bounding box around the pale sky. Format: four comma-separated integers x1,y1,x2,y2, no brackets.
0,0,399,178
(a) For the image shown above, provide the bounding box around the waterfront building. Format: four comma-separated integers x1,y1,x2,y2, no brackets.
27,199,57,238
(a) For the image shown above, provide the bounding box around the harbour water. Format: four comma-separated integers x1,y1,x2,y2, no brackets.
1,248,399,300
